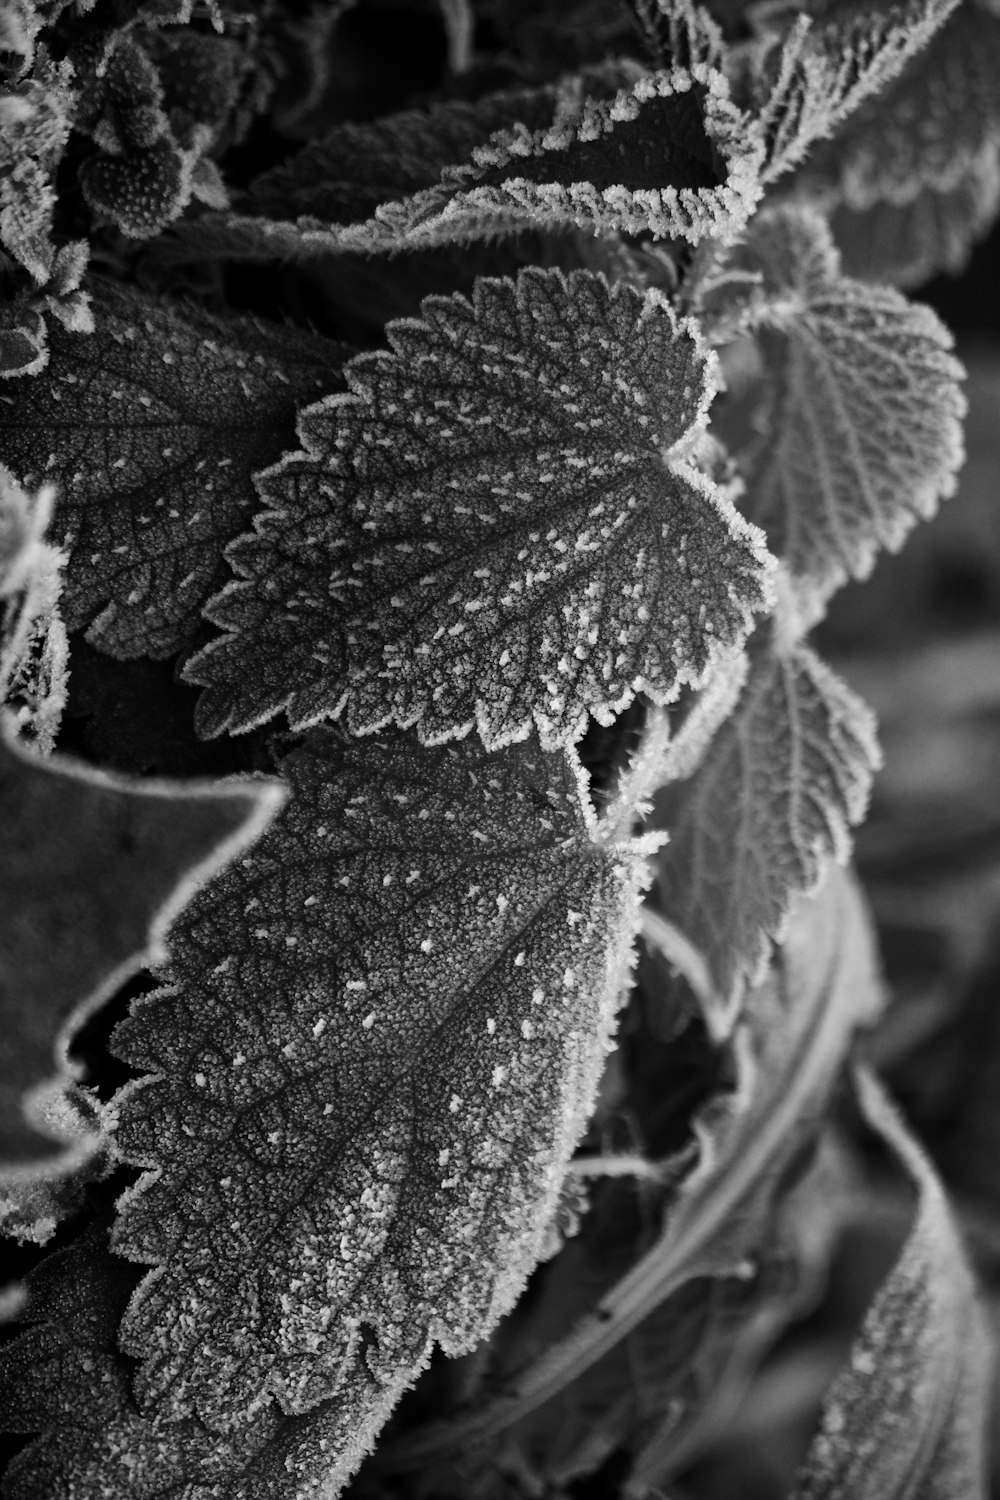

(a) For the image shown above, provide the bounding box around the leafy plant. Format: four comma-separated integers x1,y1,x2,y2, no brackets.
0,1,996,1497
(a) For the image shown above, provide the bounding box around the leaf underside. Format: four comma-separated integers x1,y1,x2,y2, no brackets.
790,1068,992,1500
189,266,772,751
718,204,967,606
650,635,880,1028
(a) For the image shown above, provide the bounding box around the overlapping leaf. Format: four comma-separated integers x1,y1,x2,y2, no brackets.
746,0,962,183
107,728,653,1488
790,1068,992,1500
648,632,880,1031
0,466,67,753
170,60,764,263
797,1,1000,286
707,205,966,608
0,279,348,659
0,719,282,1171
376,864,884,1462
190,267,772,750
0,1219,288,1500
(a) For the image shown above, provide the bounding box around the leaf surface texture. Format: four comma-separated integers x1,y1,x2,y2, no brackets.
108,729,652,1488
650,635,880,1027
0,280,347,659
190,267,772,750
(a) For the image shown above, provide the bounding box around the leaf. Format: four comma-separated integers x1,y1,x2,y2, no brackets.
648,632,880,1031
0,717,283,1171
171,60,764,262
0,54,76,284
747,0,963,184
709,204,967,609
797,2,1000,288
243,85,560,227
0,279,349,659
189,267,773,751
0,1087,111,1246
0,466,67,754
0,1218,288,1500
374,863,885,1463
106,728,654,1491
789,1068,992,1500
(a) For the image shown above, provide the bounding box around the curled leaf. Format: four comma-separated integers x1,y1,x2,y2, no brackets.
790,1068,992,1500
190,266,772,750
649,632,880,1032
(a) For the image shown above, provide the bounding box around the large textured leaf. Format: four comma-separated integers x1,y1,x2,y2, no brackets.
649,632,880,1032
0,280,348,659
797,1,1000,287
169,61,764,262
790,1068,991,1500
375,864,884,1461
747,0,962,183
107,729,653,1487
189,267,772,751
0,719,282,1172
709,205,966,609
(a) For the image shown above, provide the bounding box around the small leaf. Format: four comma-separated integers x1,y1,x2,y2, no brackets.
709,204,967,608
0,719,283,1171
790,1068,992,1500
378,864,884,1460
190,266,772,750
107,728,653,1489
0,467,67,754
0,1219,285,1500
749,0,963,184
650,631,880,1031
798,2,1000,287
0,279,348,659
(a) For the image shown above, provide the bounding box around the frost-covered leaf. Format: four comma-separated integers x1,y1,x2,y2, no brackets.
189,267,772,751
709,205,966,608
0,719,283,1171
747,0,962,183
790,1068,992,1500
0,54,76,284
0,280,348,659
383,864,884,1458
0,1218,288,1500
0,1087,111,1245
796,1,1000,288
173,61,763,262
0,466,67,753
649,631,879,1031
243,85,559,227
107,728,653,1489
